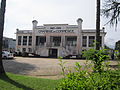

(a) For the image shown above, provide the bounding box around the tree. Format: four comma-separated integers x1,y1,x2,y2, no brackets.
0,0,6,74
96,0,101,50
102,0,120,27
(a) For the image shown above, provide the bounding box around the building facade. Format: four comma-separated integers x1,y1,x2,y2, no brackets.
3,37,16,52
16,18,106,57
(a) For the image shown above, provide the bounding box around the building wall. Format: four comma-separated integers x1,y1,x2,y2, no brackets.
3,37,16,52
16,18,106,57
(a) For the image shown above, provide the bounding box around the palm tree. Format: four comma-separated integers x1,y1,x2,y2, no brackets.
0,0,6,74
96,0,101,50
102,0,120,27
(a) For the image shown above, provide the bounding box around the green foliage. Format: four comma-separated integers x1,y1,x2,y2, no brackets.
57,50,120,90
58,57,67,76
56,63,120,90
83,49,110,73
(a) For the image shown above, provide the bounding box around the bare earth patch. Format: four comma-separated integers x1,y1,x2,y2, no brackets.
3,57,118,79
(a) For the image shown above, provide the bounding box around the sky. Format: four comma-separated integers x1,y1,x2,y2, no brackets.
1,0,120,48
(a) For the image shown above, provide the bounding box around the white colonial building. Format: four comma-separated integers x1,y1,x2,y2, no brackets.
16,18,106,58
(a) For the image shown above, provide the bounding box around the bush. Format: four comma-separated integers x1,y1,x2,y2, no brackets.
56,49,120,90
83,49,110,73
56,70,120,90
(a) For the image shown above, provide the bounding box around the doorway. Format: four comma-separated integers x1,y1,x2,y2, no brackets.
49,49,58,58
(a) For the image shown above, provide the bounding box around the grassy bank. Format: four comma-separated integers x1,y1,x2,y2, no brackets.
0,73,59,90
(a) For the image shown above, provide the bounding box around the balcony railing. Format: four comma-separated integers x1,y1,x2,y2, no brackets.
36,43,46,48
46,42,61,47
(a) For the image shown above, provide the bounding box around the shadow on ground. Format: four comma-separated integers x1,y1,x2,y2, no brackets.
0,74,33,90
2,59,36,75
109,65,120,68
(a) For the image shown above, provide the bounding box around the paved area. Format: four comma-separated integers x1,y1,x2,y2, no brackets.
2,57,118,79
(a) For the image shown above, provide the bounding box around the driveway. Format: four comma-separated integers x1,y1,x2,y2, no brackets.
2,57,118,79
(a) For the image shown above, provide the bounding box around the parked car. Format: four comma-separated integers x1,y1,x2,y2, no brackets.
2,51,14,59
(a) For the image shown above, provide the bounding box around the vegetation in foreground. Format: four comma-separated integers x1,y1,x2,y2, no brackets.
0,73,59,90
56,49,120,90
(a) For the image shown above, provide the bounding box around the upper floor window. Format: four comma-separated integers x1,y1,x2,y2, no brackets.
89,36,95,47
23,36,27,46
18,36,22,45
82,36,87,47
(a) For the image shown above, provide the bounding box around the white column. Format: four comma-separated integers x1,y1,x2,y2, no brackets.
102,36,104,48
21,36,23,52
32,20,38,53
87,36,89,48
46,36,50,47
77,18,83,55
26,36,29,52
16,35,18,51
61,36,65,47
16,29,19,51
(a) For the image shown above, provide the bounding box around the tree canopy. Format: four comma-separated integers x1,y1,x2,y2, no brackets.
102,0,120,27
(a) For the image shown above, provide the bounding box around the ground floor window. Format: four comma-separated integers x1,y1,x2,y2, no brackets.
89,36,95,47
22,48,26,52
28,48,32,53
82,36,87,47
100,36,102,47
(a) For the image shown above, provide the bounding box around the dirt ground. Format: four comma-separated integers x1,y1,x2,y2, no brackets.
2,57,118,79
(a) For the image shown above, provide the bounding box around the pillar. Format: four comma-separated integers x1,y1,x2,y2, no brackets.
77,18,83,55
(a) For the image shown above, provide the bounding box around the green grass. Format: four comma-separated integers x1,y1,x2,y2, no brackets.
0,73,60,90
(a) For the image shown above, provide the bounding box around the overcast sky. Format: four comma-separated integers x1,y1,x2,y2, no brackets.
1,0,120,48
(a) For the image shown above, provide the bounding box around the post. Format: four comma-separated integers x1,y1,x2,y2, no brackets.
96,0,101,50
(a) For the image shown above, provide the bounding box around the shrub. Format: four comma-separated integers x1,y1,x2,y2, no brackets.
83,49,110,73
56,49,120,90
56,68,120,90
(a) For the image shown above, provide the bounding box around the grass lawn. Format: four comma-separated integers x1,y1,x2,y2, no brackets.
0,73,60,90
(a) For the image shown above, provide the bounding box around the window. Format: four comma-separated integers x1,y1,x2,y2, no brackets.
23,36,27,45
28,48,32,53
50,27,55,29
52,36,61,46
66,36,77,46
82,36,87,47
36,36,46,46
89,36,95,47
56,27,61,29
22,48,26,52
100,36,102,47
28,36,32,46
18,36,22,45
50,27,61,29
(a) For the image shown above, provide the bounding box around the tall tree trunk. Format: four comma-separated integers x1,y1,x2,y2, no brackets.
0,0,6,74
96,0,101,50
